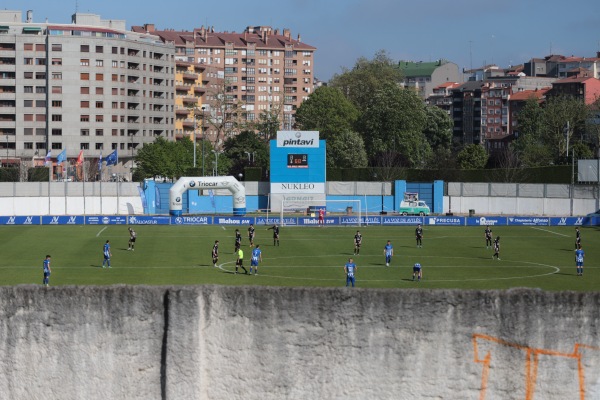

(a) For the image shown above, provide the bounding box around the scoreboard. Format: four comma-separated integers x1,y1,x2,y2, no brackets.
287,154,308,168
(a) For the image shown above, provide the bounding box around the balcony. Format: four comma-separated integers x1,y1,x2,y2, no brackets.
182,73,197,81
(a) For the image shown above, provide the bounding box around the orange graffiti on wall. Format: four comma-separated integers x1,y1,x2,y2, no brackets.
473,333,600,400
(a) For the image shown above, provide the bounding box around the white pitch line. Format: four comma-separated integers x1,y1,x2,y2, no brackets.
96,226,108,237
531,227,569,237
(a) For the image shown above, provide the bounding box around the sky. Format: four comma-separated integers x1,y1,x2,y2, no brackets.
3,0,600,81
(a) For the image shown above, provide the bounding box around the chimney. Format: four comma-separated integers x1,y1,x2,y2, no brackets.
144,23,155,33
26,10,33,23
297,33,301,42
262,30,267,44
283,28,291,40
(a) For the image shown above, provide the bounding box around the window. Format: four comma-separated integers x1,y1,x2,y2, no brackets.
52,72,62,80
81,73,89,81
51,58,62,65
51,114,62,121
112,46,118,54
80,143,89,150
36,114,46,122
35,44,45,51
24,57,33,65
36,100,46,107
24,128,33,135
112,74,118,82
51,43,62,52
52,100,62,108
52,86,62,94
35,72,45,79
96,129,103,136
81,87,89,94
95,73,103,81
96,45,103,53
96,143,104,150
35,58,46,66
81,101,89,108
96,115,103,122
24,43,33,51
36,128,46,136
35,86,46,94
112,115,118,122
80,115,89,122
80,129,89,136
51,143,62,150
112,60,118,68
24,142,33,149
96,87,104,95
81,45,89,52
24,72,33,79
80,59,89,66
95,101,103,108
24,100,33,108
52,129,62,136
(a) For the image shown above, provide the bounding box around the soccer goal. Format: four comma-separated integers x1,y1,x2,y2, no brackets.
280,198,362,226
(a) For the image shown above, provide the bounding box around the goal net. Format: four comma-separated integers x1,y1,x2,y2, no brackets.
280,199,362,226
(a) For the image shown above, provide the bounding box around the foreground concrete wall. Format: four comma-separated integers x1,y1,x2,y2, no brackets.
1,286,600,400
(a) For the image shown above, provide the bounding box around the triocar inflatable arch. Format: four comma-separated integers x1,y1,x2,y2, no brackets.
169,176,246,216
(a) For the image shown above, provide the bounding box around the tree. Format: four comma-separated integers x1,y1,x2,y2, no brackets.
294,86,359,138
512,98,550,167
457,144,488,169
222,130,269,177
329,50,404,111
541,95,588,163
204,77,249,148
325,130,368,168
423,105,453,151
134,136,194,180
360,82,430,167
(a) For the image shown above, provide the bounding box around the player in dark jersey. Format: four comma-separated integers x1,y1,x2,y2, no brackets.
267,224,280,246
492,236,500,260
127,227,136,251
353,231,362,255
234,229,242,252
415,224,423,248
484,226,493,249
212,240,219,267
575,227,581,250
248,224,255,247
42,255,52,287
412,262,422,282
575,244,585,276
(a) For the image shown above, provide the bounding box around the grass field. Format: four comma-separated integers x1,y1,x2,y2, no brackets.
1,224,598,291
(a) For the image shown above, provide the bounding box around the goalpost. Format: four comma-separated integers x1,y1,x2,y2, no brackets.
280,199,362,226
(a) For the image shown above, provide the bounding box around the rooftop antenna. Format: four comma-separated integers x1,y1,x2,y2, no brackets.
75,0,78,13
469,40,473,70
549,42,553,55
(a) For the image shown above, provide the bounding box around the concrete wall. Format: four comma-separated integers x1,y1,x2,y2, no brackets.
1,286,600,400
445,195,599,216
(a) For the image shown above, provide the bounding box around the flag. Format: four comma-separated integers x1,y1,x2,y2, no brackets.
155,186,161,208
76,150,84,166
209,189,216,208
56,149,67,165
98,154,103,172
44,151,52,166
105,150,118,166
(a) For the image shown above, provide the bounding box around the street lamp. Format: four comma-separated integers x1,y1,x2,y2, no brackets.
211,149,221,176
201,105,207,176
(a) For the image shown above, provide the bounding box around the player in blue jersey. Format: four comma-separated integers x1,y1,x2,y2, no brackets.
42,255,52,286
250,245,262,275
412,262,422,282
344,258,357,287
384,240,393,267
102,240,112,268
575,244,585,276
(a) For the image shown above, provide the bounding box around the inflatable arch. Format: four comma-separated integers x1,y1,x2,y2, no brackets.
169,176,246,216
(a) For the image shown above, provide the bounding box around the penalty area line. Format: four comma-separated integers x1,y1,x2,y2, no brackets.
96,226,108,237
530,227,569,237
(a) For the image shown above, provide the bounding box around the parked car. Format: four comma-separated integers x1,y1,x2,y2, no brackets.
586,209,600,217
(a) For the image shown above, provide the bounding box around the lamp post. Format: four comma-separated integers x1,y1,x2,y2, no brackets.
201,105,206,176
211,149,221,176
5,136,8,165
192,109,197,168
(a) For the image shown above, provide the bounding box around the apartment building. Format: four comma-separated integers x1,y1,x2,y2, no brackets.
132,24,316,137
0,10,175,174
398,59,460,99
426,82,461,115
525,53,600,79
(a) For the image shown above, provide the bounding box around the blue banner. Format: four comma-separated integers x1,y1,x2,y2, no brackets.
171,216,211,225
127,216,170,225
340,216,382,225
155,186,161,208
297,217,339,226
255,217,297,226
0,216,40,225
507,217,550,226
549,217,587,226
213,216,255,225
425,216,464,226
86,216,129,225
381,216,424,225
138,186,147,209
41,216,84,225
466,216,507,226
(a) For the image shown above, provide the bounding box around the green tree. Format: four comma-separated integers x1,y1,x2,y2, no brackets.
222,130,269,178
134,136,195,180
512,98,550,167
360,82,430,167
457,144,488,169
542,95,588,163
295,86,359,138
325,130,368,168
423,105,453,151
329,50,404,111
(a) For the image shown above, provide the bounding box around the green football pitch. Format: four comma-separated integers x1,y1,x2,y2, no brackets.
0,224,597,291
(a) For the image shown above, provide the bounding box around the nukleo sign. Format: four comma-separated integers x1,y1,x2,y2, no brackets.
276,131,319,148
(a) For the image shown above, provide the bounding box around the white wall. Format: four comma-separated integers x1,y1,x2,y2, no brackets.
445,196,598,216
0,196,143,215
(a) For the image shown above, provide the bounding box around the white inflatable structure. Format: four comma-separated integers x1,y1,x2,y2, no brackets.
169,176,246,216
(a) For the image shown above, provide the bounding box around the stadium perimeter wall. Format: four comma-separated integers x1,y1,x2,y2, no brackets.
1,285,599,400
